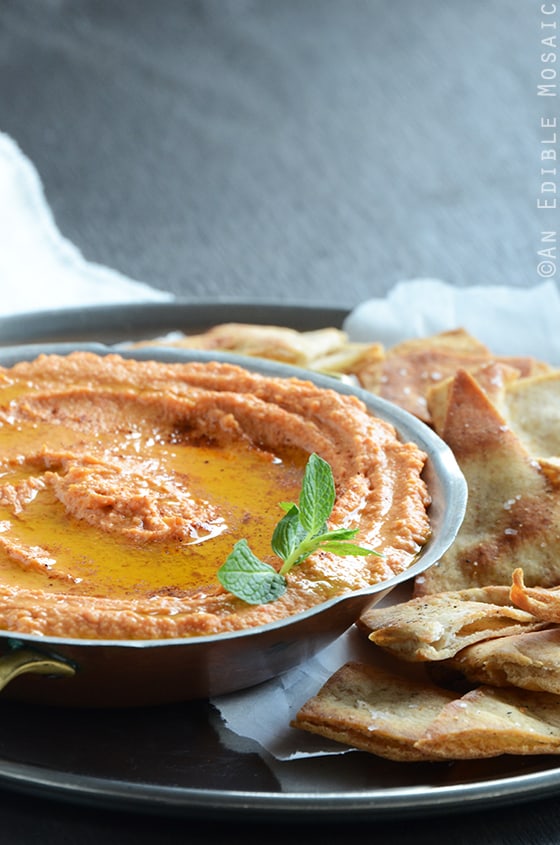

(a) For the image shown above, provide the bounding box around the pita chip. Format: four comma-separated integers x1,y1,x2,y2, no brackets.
415,368,560,595
445,627,560,695
356,586,545,662
132,321,385,377
501,370,560,463
357,329,495,423
428,360,522,435
416,685,560,759
293,661,560,761
291,661,455,762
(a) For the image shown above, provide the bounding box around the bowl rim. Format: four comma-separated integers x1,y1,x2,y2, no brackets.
0,342,468,650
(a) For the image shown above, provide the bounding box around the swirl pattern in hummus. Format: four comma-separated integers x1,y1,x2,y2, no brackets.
0,352,431,639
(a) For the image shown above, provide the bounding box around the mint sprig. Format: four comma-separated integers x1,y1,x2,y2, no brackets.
217,453,380,605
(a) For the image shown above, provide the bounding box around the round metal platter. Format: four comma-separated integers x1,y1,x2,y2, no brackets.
0,299,559,821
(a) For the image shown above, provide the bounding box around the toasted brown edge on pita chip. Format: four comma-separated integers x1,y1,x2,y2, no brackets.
510,568,560,623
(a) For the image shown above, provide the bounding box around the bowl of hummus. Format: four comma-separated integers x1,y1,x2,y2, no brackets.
0,344,466,706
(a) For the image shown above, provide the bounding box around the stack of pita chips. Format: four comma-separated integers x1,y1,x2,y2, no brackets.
293,659,560,761
293,329,560,762
293,573,560,761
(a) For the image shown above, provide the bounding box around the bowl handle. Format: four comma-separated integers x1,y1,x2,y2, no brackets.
0,646,76,693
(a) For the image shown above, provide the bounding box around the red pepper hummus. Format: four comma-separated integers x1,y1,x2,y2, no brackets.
0,352,431,640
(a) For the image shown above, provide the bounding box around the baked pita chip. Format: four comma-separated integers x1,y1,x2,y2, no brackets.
313,341,385,380
358,329,494,423
501,370,560,463
510,567,560,622
356,586,545,662
445,627,560,695
358,329,548,425
293,660,560,761
291,661,455,761
415,368,560,595
133,323,347,364
416,685,560,759
428,360,522,435
132,322,385,376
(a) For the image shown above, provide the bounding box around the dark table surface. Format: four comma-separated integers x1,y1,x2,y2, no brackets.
1,0,559,841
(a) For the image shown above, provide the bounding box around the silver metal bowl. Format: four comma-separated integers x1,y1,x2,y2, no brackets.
0,344,467,706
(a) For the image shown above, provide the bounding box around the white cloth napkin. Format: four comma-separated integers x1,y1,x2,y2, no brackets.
0,132,173,316
343,278,560,364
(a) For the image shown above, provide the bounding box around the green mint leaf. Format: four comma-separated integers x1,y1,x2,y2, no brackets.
271,505,307,562
312,526,360,542
217,539,286,604
298,453,336,535
320,540,380,556
278,501,298,513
